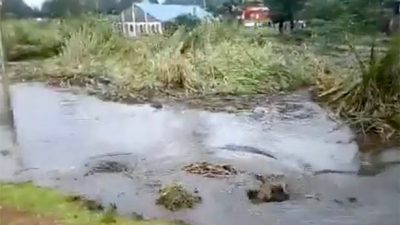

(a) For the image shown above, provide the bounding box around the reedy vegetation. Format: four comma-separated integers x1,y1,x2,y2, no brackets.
4,18,400,138
317,35,400,139
59,20,318,95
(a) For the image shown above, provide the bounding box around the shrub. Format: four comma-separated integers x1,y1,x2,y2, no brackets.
3,19,62,61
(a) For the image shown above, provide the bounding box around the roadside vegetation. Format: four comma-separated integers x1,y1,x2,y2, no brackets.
5,18,320,96
2,0,399,140
4,16,400,140
317,35,400,140
3,19,61,61
0,183,174,225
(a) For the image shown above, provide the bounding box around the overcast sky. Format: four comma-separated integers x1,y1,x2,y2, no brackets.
25,0,46,9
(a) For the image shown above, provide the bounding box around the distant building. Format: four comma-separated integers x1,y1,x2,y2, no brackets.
164,0,206,8
115,2,212,37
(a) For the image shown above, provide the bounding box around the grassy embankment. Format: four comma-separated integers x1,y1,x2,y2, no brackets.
4,18,320,95
4,18,400,139
0,183,173,225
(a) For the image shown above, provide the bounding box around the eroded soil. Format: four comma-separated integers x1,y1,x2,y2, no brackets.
0,207,58,225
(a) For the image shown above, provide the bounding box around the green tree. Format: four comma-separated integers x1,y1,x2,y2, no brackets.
2,0,34,18
301,0,345,21
41,0,84,17
265,0,307,29
83,0,125,14
98,0,120,14
302,0,395,34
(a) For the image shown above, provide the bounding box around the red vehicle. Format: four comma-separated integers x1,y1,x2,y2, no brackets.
240,3,271,27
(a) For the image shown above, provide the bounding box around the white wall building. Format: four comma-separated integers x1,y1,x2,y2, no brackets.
115,2,212,37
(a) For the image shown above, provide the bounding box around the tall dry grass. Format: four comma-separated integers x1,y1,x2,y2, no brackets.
54,20,322,96
317,35,400,139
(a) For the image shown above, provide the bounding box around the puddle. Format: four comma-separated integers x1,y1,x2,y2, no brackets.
5,83,400,225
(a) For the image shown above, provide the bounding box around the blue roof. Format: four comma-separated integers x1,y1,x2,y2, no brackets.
135,3,212,22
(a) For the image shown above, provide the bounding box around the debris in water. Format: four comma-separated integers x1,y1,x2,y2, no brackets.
313,169,357,176
0,149,10,156
156,184,202,211
65,195,104,211
253,106,270,114
183,162,238,178
247,174,289,203
247,183,289,203
305,194,321,201
130,212,145,220
83,200,104,211
224,106,237,113
219,145,277,159
84,160,132,176
334,199,344,205
150,102,163,109
348,197,357,203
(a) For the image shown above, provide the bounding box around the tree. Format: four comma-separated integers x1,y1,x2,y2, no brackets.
98,0,120,14
81,0,125,13
301,0,345,21
41,0,84,17
2,0,34,18
117,0,140,12
301,0,396,34
265,0,307,30
40,0,147,17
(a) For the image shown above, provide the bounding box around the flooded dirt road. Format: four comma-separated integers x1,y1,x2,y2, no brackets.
2,83,400,225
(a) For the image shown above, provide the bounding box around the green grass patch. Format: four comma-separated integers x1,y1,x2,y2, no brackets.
3,19,63,61
0,183,174,225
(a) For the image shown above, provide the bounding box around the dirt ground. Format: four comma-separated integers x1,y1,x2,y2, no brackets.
0,207,59,225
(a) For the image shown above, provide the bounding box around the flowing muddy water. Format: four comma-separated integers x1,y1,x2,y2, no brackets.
2,83,400,225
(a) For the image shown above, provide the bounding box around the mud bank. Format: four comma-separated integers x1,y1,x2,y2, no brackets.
1,83,399,225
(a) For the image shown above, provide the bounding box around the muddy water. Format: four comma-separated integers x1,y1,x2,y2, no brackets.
5,83,400,225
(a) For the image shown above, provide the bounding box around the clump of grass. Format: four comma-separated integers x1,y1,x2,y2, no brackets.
0,183,174,225
317,35,400,139
156,184,201,211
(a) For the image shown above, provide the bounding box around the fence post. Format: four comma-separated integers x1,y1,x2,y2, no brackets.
0,0,15,132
